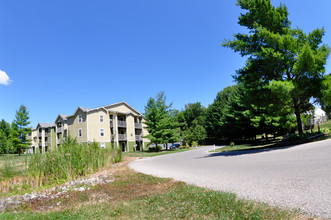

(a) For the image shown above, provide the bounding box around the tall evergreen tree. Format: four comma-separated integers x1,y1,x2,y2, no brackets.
223,0,330,136
12,105,31,155
143,92,179,151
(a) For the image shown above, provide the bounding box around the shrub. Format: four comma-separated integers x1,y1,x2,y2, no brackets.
148,145,162,152
230,142,235,147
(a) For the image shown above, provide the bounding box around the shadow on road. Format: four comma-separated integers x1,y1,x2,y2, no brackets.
200,145,298,158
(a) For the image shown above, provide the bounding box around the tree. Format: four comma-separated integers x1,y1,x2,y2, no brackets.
321,73,331,116
204,86,235,143
12,105,31,155
143,92,179,151
0,119,12,154
223,0,330,136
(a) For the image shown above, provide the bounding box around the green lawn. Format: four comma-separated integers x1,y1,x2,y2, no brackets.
0,160,297,220
320,120,331,130
123,148,193,157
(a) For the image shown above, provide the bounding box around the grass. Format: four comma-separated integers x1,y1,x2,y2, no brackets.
212,120,331,153
0,157,299,220
0,154,29,181
123,148,193,157
0,138,122,196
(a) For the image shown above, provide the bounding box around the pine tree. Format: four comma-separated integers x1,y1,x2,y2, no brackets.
143,92,180,151
223,0,331,136
12,105,31,155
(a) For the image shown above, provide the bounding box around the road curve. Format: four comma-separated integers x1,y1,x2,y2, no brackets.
129,139,331,218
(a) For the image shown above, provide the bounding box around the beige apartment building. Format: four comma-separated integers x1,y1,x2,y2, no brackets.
27,123,56,154
28,102,149,153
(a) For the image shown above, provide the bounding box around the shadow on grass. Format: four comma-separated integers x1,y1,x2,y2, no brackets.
203,133,330,158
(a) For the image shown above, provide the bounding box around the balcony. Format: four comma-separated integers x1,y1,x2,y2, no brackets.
135,123,142,129
117,121,126,127
38,133,42,137
57,139,63,145
135,135,142,141
110,121,113,127
118,134,127,141
57,127,63,133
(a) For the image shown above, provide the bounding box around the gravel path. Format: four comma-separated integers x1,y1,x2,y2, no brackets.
129,139,331,219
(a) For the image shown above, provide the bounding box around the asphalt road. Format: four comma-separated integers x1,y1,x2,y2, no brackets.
129,139,331,218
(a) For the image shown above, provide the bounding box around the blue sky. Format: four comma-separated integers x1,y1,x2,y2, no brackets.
0,0,330,128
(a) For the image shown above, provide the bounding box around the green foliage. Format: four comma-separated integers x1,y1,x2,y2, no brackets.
27,136,122,186
148,145,162,152
321,74,331,115
204,86,236,142
223,0,331,136
0,120,12,154
11,105,32,155
230,142,235,147
143,92,180,151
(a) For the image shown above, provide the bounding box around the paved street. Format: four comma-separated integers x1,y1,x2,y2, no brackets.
129,139,331,218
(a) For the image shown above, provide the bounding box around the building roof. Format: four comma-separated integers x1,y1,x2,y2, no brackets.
59,114,69,119
37,122,56,128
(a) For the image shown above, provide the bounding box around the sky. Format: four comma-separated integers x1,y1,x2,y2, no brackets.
0,0,330,128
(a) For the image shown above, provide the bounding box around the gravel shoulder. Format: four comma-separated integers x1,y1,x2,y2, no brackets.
129,139,331,219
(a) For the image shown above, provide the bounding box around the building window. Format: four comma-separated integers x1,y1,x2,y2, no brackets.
78,115,83,123
100,142,105,149
100,128,104,137
78,129,82,137
100,115,104,123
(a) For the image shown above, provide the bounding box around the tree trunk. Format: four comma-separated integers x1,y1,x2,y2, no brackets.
293,100,303,136
166,143,168,151
265,133,268,141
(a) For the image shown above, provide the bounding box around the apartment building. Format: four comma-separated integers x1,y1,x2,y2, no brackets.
28,102,149,153
27,123,56,154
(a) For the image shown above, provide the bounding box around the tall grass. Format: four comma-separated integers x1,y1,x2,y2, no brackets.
0,137,122,193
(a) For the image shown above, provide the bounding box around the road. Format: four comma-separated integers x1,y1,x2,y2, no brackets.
129,139,331,218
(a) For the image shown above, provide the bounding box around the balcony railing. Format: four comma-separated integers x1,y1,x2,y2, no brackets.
57,139,63,145
118,134,127,141
117,121,126,127
38,133,42,137
135,135,142,141
57,127,62,133
110,121,113,127
135,123,142,129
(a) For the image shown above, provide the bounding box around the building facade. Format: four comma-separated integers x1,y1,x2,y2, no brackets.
28,102,149,153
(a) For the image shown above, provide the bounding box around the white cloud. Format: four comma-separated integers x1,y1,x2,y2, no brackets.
0,70,12,85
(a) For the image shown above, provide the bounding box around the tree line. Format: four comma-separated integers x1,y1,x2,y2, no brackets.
0,105,31,155
143,0,331,149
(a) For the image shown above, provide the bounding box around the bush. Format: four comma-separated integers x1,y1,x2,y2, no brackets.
320,128,330,134
148,145,162,152
230,142,235,147
192,141,198,147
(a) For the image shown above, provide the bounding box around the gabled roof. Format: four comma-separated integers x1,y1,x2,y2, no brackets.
101,101,143,116
67,107,92,118
37,123,55,129
55,114,69,122
67,102,143,118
